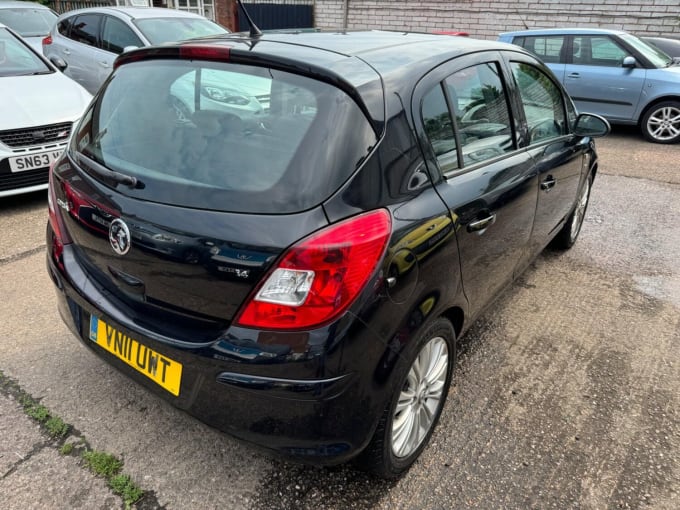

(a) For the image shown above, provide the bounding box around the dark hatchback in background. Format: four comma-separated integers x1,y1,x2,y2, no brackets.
642,36,680,59
46,31,609,477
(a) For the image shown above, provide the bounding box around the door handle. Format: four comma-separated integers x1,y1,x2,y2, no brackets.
567,72,580,78
467,214,496,233
62,49,70,55
99,61,110,68
541,177,556,191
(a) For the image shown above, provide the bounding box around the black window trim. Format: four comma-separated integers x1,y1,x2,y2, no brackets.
101,15,144,55
416,55,522,180
70,13,103,49
505,52,574,148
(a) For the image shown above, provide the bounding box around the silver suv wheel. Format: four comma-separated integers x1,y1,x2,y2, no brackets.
642,101,680,144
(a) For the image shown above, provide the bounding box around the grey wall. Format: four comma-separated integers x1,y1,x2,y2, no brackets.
314,0,680,39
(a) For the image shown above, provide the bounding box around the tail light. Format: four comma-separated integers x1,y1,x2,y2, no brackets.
42,34,52,46
48,162,72,270
235,209,392,330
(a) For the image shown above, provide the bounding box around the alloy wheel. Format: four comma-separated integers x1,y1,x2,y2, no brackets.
646,104,680,142
391,336,449,458
570,179,590,243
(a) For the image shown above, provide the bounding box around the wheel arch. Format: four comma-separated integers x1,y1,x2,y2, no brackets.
638,95,680,127
441,305,465,340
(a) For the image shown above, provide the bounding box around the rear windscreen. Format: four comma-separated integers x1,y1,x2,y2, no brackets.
71,60,377,214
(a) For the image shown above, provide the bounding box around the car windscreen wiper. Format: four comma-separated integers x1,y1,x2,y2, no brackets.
14,70,53,76
73,152,143,189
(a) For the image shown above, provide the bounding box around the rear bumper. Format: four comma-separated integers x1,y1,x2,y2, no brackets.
47,241,384,465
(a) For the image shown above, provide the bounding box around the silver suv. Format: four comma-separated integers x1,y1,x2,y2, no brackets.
499,28,680,144
42,7,227,94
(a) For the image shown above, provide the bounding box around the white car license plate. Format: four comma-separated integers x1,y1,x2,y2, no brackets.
8,150,62,173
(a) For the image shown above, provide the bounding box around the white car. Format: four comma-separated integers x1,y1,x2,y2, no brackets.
0,23,91,198
42,7,228,95
0,0,57,53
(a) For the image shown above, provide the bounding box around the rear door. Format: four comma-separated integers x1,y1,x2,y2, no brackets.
563,34,646,121
413,52,538,316
61,13,103,94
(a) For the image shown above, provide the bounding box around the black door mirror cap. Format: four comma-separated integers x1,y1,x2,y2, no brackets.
573,113,611,138
50,56,68,72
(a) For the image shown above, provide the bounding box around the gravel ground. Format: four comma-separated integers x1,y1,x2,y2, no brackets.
0,126,678,509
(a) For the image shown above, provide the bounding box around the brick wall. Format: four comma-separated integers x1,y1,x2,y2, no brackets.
314,0,680,39
216,0,237,30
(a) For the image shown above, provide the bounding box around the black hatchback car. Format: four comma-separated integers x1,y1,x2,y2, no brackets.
46,30,609,477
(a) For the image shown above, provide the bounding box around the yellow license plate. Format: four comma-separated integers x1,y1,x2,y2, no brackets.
89,316,182,396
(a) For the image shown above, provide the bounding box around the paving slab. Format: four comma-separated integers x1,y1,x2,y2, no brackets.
0,393,117,510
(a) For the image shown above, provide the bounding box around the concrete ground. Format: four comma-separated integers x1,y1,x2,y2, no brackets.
0,126,678,509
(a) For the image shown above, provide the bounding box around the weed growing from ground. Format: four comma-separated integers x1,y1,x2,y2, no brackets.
110,474,144,508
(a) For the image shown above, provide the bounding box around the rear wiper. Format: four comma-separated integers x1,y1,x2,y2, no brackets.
74,152,143,189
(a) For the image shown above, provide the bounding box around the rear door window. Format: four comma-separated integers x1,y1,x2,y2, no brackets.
421,85,458,172
515,36,566,64
420,61,516,172
446,62,515,166
70,14,101,47
57,17,72,36
72,60,377,214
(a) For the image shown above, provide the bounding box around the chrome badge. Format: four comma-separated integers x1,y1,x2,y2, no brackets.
109,219,131,256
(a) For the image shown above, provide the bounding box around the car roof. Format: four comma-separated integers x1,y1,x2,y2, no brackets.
132,30,527,131
58,6,209,21
216,30,517,78
0,0,51,8
500,27,629,37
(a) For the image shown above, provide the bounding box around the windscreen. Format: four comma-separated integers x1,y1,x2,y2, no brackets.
620,33,673,68
71,59,377,213
134,17,228,44
0,27,50,77
0,8,56,37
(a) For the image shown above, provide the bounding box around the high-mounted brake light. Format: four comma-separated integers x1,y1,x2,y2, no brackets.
235,209,392,331
48,162,72,271
179,45,231,61
114,44,232,70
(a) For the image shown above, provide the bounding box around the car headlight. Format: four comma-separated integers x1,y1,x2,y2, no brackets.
201,86,251,105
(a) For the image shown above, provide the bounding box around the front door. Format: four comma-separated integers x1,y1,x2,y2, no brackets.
563,34,646,122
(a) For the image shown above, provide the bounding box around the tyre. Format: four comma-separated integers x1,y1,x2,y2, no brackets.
357,318,455,478
551,175,592,250
640,101,680,144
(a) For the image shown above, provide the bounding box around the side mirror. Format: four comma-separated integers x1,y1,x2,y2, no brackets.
574,113,610,138
622,56,636,68
122,45,139,53
50,56,68,72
